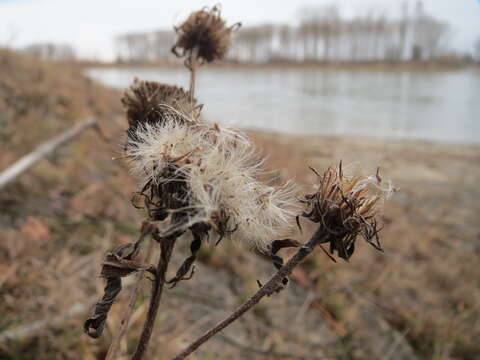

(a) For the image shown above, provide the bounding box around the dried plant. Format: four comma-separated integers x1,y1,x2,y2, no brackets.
126,119,298,249
172,5,240,65
84,5,395,360
86,84,299,359
299,164,394,260
172,4,240,96
121,79,201,132
83,222,156,339
171,164,394,360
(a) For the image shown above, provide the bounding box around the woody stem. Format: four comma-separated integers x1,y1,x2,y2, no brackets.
171,227,330,360
188,48,198,99
131,233,178,360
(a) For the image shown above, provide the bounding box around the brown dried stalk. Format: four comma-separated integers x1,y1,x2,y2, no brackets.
131,230,182,360
188,48,198,99
171,226,330,360
123,77,201,358
105,238,155,360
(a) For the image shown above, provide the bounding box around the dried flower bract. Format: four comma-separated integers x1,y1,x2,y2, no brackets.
301,164,394,260
121,79,201,134
172,5,240,65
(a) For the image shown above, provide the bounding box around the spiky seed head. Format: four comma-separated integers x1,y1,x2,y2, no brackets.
121,79,201,133
302,164,394,260
172,5,240,64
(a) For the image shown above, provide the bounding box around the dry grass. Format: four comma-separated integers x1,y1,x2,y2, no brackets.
252,132,480,359
1,48,479,359
0,49,139,358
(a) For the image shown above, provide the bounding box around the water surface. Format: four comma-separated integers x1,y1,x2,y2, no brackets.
87,67,480,144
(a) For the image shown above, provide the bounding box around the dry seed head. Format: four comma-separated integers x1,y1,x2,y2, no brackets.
302,163,394,259
121,79,201,134
172,5,240,64
125,121,202,182
125,119,298,249
183,140,298,249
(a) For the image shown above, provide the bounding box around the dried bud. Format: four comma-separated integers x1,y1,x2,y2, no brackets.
121,79,201,133
172,5,240,64
301,164,394,260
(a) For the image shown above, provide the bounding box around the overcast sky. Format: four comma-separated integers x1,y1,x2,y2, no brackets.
1,0,479,60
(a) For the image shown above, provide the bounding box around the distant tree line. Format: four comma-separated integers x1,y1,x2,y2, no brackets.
115,31,176,63
231,1,450,63
114,1,453,64
23,43,76,62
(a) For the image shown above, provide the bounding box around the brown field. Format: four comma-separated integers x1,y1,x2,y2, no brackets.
1,49,479,360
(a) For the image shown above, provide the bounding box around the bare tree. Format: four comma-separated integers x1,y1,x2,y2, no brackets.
277,25,293,60
319,5,341,62
298,5,341,62
152,31,175,62
257,24,275,61
413,4,449,61
297,19,313,60
345,17,362,62
423,17,449,59
397,1,409,61
235,26,262,62
474,36,480,63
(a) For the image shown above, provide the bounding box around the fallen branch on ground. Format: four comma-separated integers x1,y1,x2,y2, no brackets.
0,117,97,190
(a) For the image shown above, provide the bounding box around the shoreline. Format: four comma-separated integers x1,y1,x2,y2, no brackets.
76,60,474,73
248,130,480,180
244,127,480,149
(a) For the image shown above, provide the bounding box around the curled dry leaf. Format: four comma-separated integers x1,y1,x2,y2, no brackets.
84,242,152,338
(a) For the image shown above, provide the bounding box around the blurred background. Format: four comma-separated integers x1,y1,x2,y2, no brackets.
1,0,479,359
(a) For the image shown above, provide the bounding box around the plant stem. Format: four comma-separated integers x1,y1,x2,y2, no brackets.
131,234,178,360
171,227,329,360
188,48,198,99
105,238,155,360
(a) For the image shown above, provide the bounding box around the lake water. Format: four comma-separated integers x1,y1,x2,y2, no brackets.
87,67,480,144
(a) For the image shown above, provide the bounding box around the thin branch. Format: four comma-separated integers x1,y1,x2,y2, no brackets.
188,48,198,99
171,227,330,360
131,232,179,360
105,230,156,360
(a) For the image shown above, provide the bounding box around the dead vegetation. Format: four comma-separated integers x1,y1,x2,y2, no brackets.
172,5,240,65
252,132,480,359
1,48,479,360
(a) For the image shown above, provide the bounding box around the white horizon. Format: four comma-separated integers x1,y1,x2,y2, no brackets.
1,0,479,61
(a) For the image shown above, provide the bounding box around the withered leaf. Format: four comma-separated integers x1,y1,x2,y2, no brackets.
101,254,145,278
